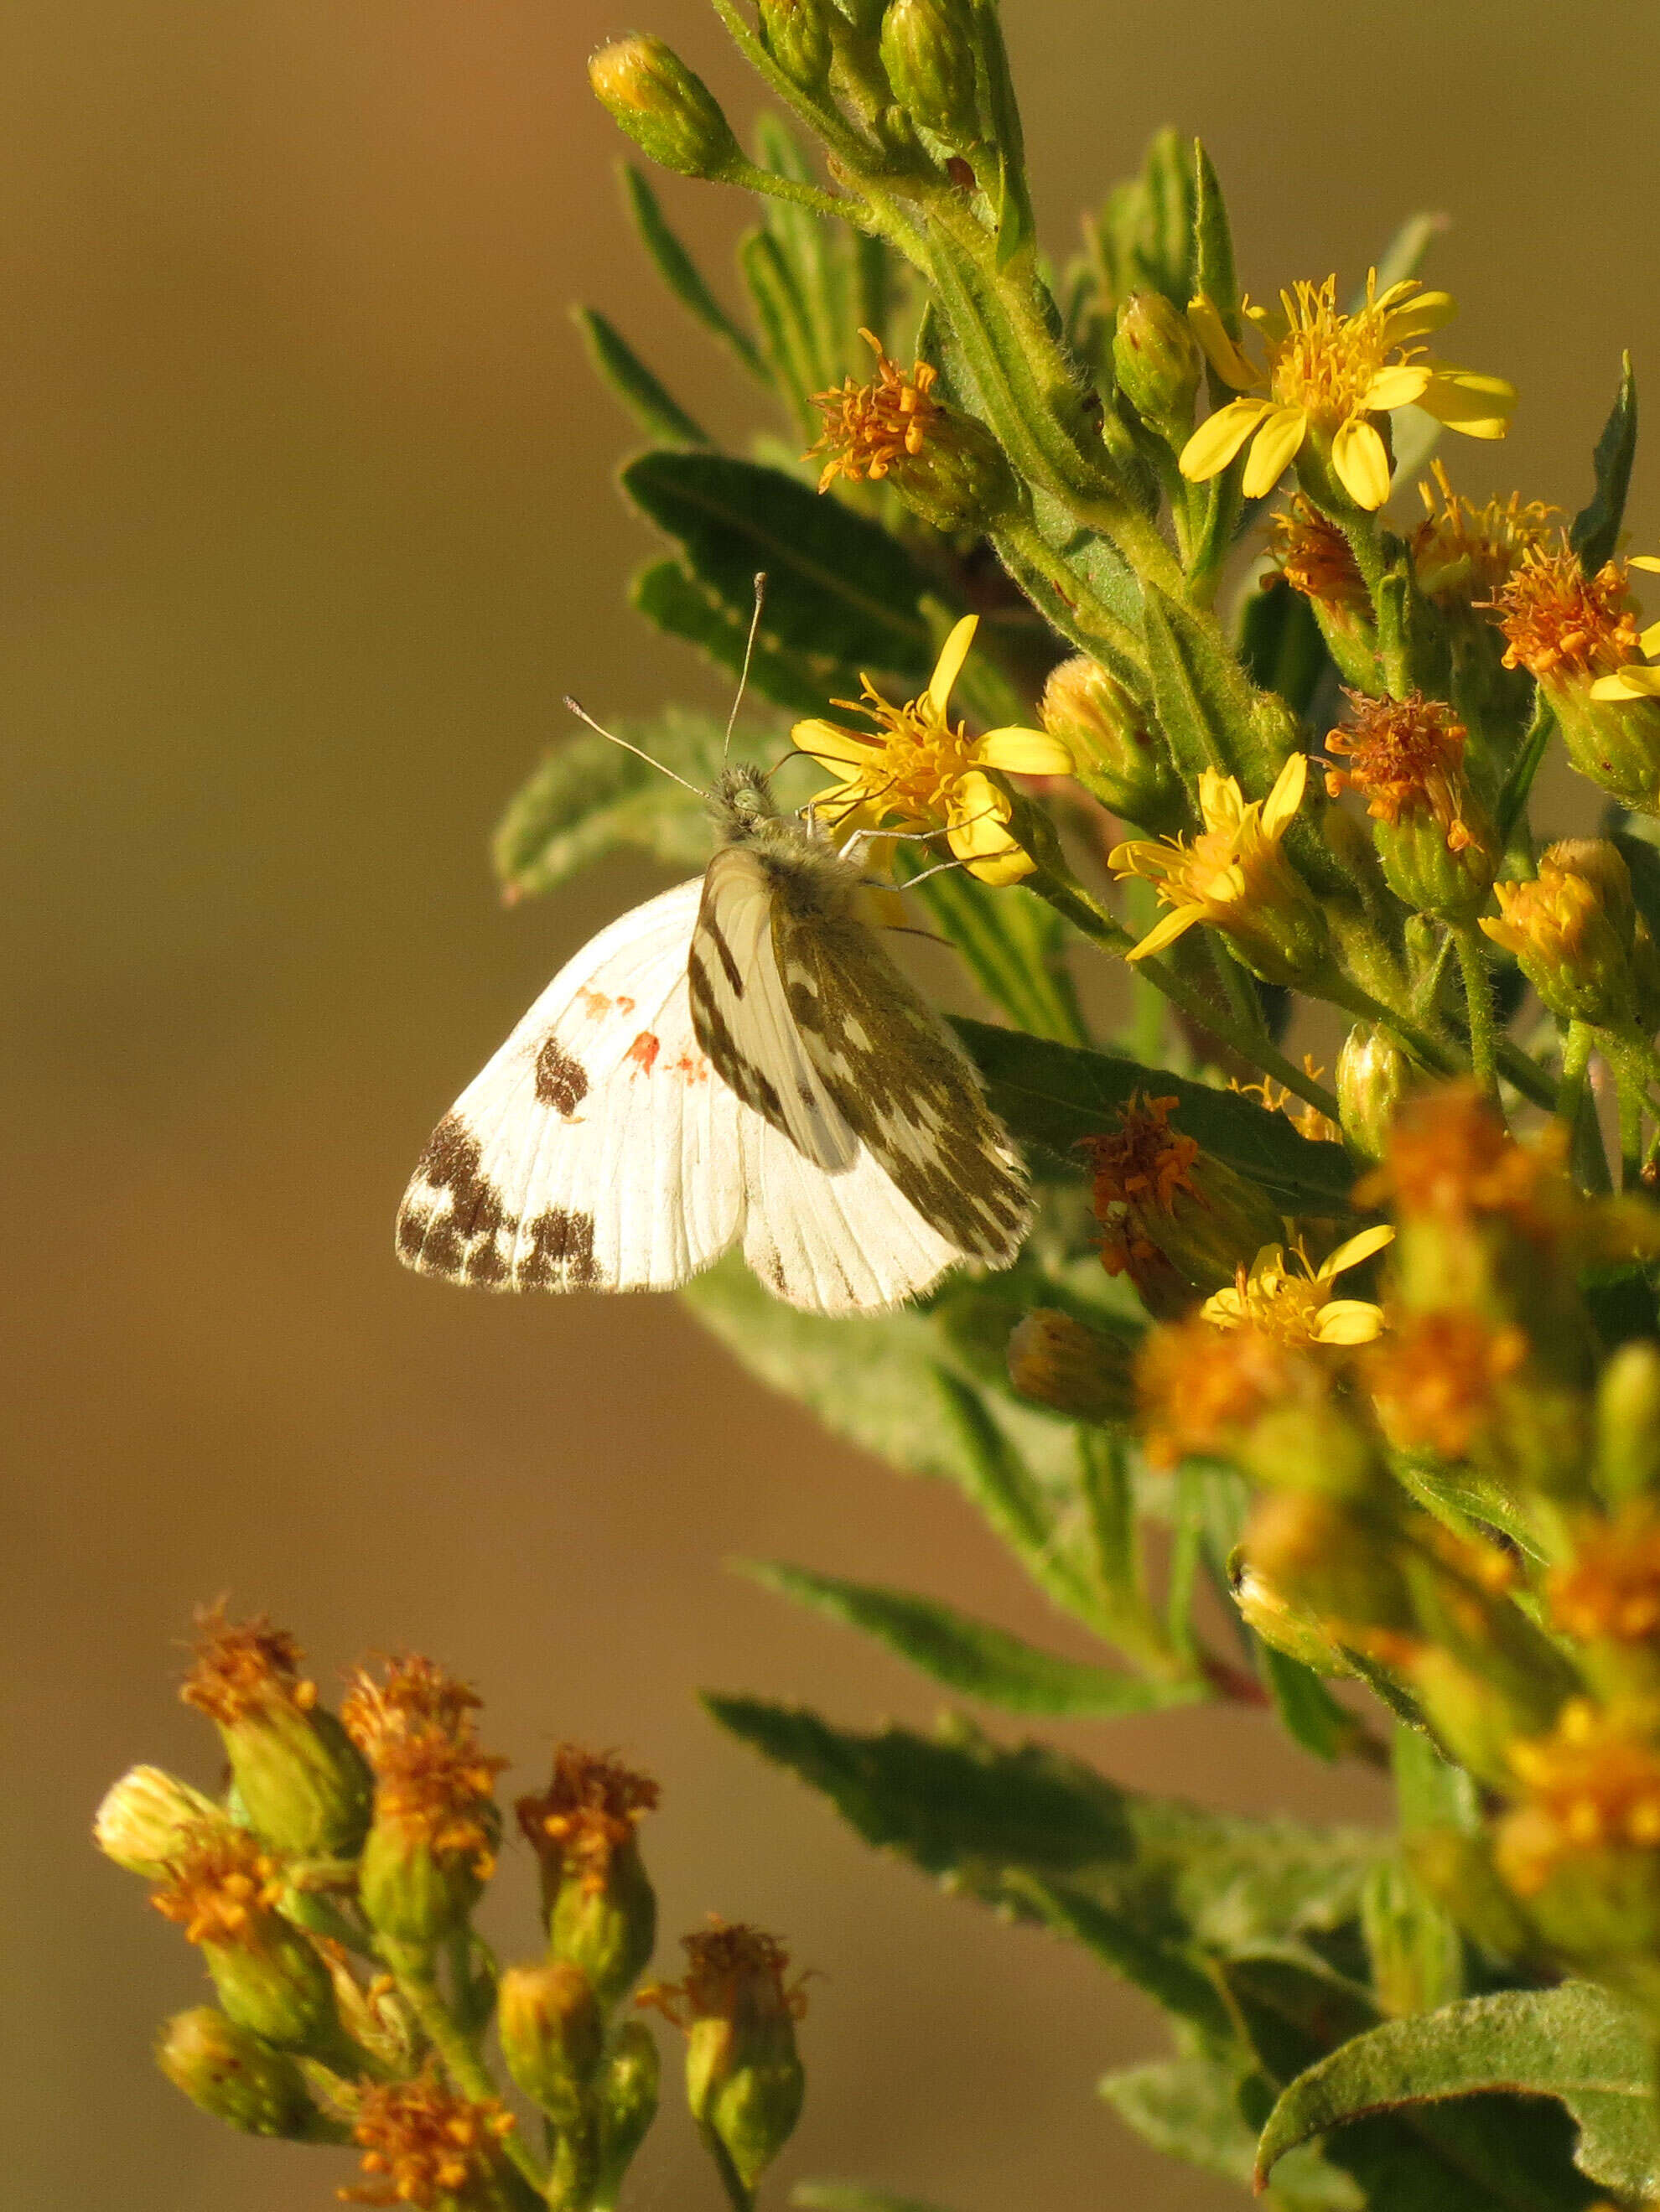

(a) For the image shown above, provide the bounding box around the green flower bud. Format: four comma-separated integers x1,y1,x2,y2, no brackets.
1481,840,1639,1028
497,1961,604,2124
759,0,834,89
589,36,744,182
644,1922,806,2195
149,1828,346,2054
878,0,979,144
517,1748,660,2007
155,2007,345,2142
1006,1308,1136,1423
94,1765,228,1878
1228,1548,1356,1676
1555,681,1660,816
1113,291,1202,438
595,2019,661,2204
1596,1341,1660,1509
1325,692,1497,922
837,0,886,29
1336,1023,1412,1162
1038,655,1185,833
179,1605,371,1859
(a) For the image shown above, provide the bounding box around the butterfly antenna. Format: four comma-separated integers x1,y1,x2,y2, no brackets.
563,697,706,797
724,572,767,764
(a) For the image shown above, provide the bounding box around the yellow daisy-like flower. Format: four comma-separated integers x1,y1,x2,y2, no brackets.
1589,555,1660,699
792,614,1071,887
1201,1226,1395,1347
1180,273,1515,513
1109,751,1321,974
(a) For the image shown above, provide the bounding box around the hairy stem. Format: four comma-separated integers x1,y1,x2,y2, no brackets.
1453,927,1500,1102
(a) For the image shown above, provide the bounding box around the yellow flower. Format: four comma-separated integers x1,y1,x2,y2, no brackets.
1108,751,1323,977
1201,1226,1395,1347
1180,273,1515,512
792,614,1071,886
1589,555,1660,698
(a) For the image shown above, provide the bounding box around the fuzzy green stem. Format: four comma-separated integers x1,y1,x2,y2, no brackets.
377,1940,547,2196
992,510,1148,682
1453,927,1500,1102
727,158,871,225
699,2123,756,2212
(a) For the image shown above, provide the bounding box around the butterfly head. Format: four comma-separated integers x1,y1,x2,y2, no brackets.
710,763,780,842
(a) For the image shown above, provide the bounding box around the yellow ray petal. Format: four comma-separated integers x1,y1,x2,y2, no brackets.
1362,363,1433,412
1127,902,1207,961
927,614,979,714
976,727,1075,774
1631,555,1660,574
1186,295,1258,390
1241,405,1309,499
1638,619,1660,657
1316,1223,1396,1281
1260,749,1310,837
1382,289,1455,339
1107,836,1170,878
1590,668,1660,700
792,717,872,766
1418,369,1517,438
1180,396,1276,484
1200,1287,1248,1327
1311,1301,1388,1345
1331,416,1393,510
1197,768,1249,831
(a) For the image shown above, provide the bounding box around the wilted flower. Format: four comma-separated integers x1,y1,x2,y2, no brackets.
343,2071,518,2209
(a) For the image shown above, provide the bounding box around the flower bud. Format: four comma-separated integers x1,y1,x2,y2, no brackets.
1325,692,1497,922
149,1828,346,2054
342,1655,506,1950
1038,655,1184,832
878,0,979,144
1228,1548,1355,1676
179,1605,371,1860
94,1765,228,1878
642,1921,807,2194
595,2018,661,2204
1006,1308,1135,1422
1596,1341,1660,1509
1113,292,1202,439
155,2007,345,2142
1359,1860,1464,2018
759,0,834,88
517,1748,660,2007
589,36,744,182
497,1961,604,2124
1336,1023,1412,1162
1082,1093,1286,1298
1481,840,1639,1028
809,332,1017,534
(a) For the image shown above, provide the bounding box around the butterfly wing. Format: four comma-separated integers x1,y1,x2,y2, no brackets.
776,904,1034,1267
396,878,745,1292
687,847,859,1173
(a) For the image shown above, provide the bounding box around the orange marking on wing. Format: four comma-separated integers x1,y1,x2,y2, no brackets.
625,1030,661,1074
615,995,635,1016
575,987,613,1018
669,1051,711,1085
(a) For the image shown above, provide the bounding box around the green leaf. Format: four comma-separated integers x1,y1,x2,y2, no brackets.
973,2,1034,271
898,853,1089,1045
754,115,850,395
620,451,934,699
1192,140,1237,327
1497,697,1558,842
949,1018,1358,1215
1359,211,1446,303
1255,1985,1650,2204
1142,575,1253,786
1238,581,1332,721
739,225,819,430
793,2189,957,2212
739,1560,1196,1715
621,164,765,383
573,308,710,448
631,559,827,714
490,709,728,900
1259,1644,1354,1765
1570,353,1637,575
1099,2054,1362,2209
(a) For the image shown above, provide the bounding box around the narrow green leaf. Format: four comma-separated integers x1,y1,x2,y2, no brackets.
631,559,827,714
1361,211,1447,303
1099,2055,1362,2209
739,225,819,429
754,113,848,392
898,852,1089,1045
932,1367,1101,1623
490,709,727,900
973,3,1033,270
949,1018,1359,1215
1570,353,1637,575
1259,1644,1352,1764
1143,575,1279,800
792,2190,957,2212
739,1560,1197,1715
1192,140,1238,327
573,308,710,448
620,451,934,688
621,163,765,381
1497,696,1557,841
1255,1985,1652,2202
1237,581,1332,721
1392,1721,1478,1836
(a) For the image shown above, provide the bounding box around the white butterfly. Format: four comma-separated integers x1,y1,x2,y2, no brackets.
396,764,1033,1314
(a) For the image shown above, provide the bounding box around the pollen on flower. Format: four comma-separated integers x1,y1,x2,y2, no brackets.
516,1744,659,1894
637,1916,808,2028
341,2071,516,2209
1489,538,1644,681
808,329,941,492
1201,1228,1392,1348
1550,1506,1660,1645
1356,1081,1564,1232
180,1601,317,1724
1081,1092,1201,1267
1411,460,1559,604
1134,1311,1307,1466
1498,1699,1660,1897
1325,690,1477,851
1366,1308,1528,1459
1266,495,1369,617
343,1656,506,1876
149,1826,284,1949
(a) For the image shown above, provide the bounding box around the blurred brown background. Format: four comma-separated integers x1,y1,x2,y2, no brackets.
5,4,1657,2207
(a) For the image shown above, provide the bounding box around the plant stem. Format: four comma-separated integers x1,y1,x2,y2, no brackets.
1453,927,1500,1102
377,1939,547,2196
993,510,1147,680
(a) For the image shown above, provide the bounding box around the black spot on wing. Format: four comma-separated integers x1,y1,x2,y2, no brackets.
689,951,785,1126
534,1036,589,1116
703,914,745,997
519,1206,597,1289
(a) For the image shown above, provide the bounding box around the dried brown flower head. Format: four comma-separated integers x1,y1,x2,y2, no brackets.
1489,539,1643,681
1550,1507,1660,1645
516,1745,660,1894
1367,1308,1528,1459
1325,690,1477,851
180,1602,316,1724
1266,495,1369,617
149,1826,283,1949
342,2072,516,2208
